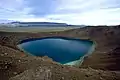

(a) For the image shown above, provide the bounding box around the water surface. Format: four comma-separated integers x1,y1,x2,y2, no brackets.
18,37,95,65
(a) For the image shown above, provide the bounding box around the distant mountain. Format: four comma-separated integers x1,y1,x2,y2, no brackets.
10,22,85,27
0,20,85,27
10,22,69,27
11,22,67,25
11,22,67,27
0,19,15,24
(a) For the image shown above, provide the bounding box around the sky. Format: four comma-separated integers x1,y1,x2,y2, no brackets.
0,0,120,25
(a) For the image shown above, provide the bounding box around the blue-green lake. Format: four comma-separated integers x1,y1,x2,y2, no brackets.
17,37,95,65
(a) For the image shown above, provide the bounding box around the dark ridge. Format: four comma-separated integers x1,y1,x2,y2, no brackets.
11,22,67,25
11,22,68,27
10,22,84,27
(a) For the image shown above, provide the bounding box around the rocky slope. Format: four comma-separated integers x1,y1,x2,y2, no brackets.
0,26,120,80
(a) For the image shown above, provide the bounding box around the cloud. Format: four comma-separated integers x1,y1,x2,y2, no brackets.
25,0,60,16
0,0,33,19
48,0,120,25
0,0,120,25
47,8,120,25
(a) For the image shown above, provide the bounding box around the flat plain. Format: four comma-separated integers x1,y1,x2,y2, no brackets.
0,26,79,32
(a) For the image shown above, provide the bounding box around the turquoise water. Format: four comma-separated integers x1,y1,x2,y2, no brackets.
18,37,95,65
